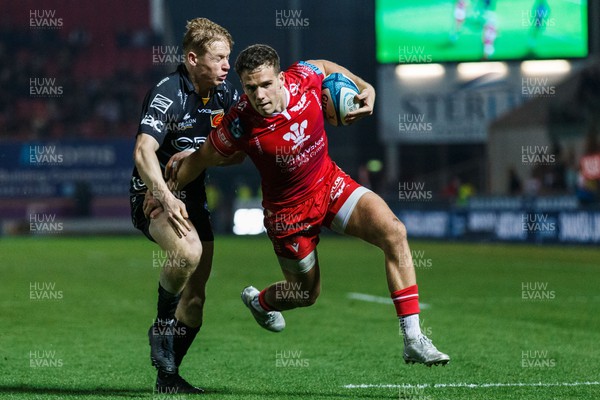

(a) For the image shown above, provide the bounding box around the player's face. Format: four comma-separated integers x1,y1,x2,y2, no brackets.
187,39,231,93
240,66,286,117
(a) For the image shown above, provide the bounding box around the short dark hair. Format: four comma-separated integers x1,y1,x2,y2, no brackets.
235,44,280,76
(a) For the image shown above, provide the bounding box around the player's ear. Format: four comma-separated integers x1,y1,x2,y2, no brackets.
187,51,198,66
278,71,285,87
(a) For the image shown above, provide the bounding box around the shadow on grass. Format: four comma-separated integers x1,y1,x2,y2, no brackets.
0,384,396,399
200,386,397,399
0,385,148,397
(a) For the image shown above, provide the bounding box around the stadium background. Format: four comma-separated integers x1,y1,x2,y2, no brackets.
1,1,600,399
1,0,599,242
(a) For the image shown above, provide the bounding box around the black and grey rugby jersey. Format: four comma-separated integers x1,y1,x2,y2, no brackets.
130,64,238,199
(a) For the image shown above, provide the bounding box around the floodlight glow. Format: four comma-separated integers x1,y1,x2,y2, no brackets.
457,62,508,79
520,60,571,76
395,64,445,80
233,208,265,235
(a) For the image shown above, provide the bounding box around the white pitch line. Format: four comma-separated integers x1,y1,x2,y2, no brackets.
347,292,430,309
344,381,600,390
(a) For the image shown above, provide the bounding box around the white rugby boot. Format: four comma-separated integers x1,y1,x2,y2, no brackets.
241,286,286,333
403,335,450,366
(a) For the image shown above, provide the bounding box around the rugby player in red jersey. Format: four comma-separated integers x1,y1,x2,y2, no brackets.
168,44,449,366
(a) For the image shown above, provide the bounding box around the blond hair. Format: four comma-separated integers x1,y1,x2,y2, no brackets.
182,18,233,55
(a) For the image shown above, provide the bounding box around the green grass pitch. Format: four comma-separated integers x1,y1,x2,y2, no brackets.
0,235,599,399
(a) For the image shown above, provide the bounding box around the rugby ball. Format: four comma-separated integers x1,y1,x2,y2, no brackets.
321,73,360,126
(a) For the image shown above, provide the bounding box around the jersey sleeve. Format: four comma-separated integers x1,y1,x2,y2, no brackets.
209,109,243,157
298,61,324,77
137,84,177,145
293,61,325,91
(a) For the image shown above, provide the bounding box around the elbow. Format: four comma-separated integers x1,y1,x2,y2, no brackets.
132,145,141,167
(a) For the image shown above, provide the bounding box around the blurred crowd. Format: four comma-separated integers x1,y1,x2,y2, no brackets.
0,20,164,141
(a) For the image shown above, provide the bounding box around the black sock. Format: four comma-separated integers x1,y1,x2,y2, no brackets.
174,321,200,367
156,284,181,322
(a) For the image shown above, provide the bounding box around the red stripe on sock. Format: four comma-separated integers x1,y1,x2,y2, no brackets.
391,284,420,317
258,289,275,312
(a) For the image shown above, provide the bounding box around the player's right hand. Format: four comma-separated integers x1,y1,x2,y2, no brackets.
151,188,192,238
163,195,191,238
143,189,164,219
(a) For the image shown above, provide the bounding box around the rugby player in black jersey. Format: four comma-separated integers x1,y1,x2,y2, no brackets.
130,18,242,394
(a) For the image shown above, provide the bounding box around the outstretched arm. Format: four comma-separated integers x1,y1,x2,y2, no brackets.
306,59,376,125
165,137,240,188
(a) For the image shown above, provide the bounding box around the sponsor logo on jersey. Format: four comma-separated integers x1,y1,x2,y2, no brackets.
183,112,191,120
156,77,169,87
230,117,244,138
298,61,323,76
217,127,233,148
330,176,346,201
198,108,212,114
253,137,264,155
131,177,146,191
149,94,173,114
177,89,187,108
289,83,300,96
283,119,309,151
141,114,164,133
289,92,309,114
236,100,248,111
176,117,196,131
210,109,225,128
172,136,205,151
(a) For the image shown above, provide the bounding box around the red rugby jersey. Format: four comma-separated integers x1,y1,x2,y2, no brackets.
209,61,335,208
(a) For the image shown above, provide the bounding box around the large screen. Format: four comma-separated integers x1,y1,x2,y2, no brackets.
376,0,588,64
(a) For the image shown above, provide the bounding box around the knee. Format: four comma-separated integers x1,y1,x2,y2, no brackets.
176,239,202,270
380,217,408,252
181,250,201,271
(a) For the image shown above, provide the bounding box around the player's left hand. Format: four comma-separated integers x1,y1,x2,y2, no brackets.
344,86,376,125
143,189,164,219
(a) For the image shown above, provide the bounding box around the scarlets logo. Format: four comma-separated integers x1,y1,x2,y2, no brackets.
282,120,309,151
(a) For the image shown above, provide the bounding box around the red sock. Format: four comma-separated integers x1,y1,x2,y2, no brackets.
391,284,420,317
258,289,277,312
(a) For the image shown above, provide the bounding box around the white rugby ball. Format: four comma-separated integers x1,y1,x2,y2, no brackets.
321,73,360,126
